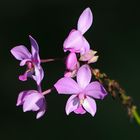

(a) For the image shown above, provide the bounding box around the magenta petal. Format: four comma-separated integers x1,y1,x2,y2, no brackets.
74,105,86,114
65,95,79,115
77,7,93,34
11,45,31,60
66,52,78,70
19,73,28,81
63,29,84,53
54,77,81,94
82,96,97,117
85,81,108,99
77,64,91,89
23,92,43,112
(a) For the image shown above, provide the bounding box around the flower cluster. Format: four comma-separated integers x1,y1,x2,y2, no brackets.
11,7,108,119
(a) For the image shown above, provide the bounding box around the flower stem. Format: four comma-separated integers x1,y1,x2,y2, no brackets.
131,106,140,125
41,58,62,63
42,88,52,95
37,84,42,93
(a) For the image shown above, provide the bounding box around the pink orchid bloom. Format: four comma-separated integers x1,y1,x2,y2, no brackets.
54,64,107,116
63,7,93,55
11,35,44,85
17,90,46,119
64,52,79,77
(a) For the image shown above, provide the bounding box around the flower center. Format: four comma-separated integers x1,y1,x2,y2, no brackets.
78,93,86,105
26,61,34,69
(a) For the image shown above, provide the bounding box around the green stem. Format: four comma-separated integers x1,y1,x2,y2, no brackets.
132,106,140,125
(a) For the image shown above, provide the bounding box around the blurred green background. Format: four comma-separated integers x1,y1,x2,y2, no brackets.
0,0,140,139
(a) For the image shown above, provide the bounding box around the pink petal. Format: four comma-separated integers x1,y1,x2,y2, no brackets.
74,105,86,114
20,59,31,66
36,109,46,119
85,81,108,99
66,52,78,70
16,90,36,106
65,95,79,115
29,35,39,57
82,96,97,117
63,29,84,53
36,98,46,119
77,64,91,89
54,77,81,94
77,7,93,34
16,91,28,106
79,37,90,55
23,92,43,112
32,65,44,85
11,45,31,60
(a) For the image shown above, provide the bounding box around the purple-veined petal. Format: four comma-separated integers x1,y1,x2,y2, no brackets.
65,95,79,115
23,92,43,112
66,52,78,70
36,98,46,119
77,64,91,89
63,29,84,53
54,77,81,94
11,45,31,60
77,7,93,34
20,58,31,66
82,96,96,117
74,105,86,114
85,81,108,99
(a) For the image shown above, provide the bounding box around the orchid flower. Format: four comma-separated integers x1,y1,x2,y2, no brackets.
16,90,46,119
63,7,93,55
11,35,44,85
64,52,79,77
54,64,107,116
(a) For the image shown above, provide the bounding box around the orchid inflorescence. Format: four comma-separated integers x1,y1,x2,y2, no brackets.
11,7,140,124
